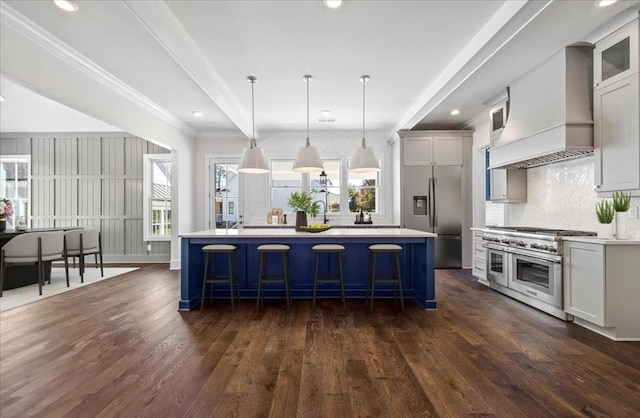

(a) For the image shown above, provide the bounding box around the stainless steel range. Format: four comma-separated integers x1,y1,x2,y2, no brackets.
481,227,596,320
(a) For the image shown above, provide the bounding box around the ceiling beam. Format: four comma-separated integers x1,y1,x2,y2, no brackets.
124,0,254,140
388,0,542,141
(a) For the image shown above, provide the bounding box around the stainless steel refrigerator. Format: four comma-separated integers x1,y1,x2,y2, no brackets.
403,165,462,268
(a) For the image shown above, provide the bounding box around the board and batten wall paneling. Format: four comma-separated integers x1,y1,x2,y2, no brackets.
78,138,102,175
55,137,78,176
0,134,170,262
0,138,30,154
78,179,102,217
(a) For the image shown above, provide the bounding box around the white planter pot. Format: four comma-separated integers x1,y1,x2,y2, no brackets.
615,212,628,240
597,223,614,239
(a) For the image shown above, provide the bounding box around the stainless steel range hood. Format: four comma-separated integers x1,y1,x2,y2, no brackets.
489,46,594,170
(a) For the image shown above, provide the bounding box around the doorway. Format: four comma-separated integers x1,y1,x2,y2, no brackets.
207,158,243,229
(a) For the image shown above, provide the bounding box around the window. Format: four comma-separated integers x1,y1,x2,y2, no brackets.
271,160,302,212
0,156,30,228
269,157,383,216
143,154,171,241
311,159,341,213
348,159,380,213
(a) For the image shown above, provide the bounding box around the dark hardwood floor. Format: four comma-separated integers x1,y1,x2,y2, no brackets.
1,265,639,417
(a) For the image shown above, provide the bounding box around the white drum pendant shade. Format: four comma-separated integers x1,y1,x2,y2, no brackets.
350,143,380,173
238,141,269,173
293,140,324,173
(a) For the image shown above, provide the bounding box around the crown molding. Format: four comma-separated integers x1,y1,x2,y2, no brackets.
0,3,197,138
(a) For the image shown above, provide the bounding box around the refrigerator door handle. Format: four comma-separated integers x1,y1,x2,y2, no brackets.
431,176,437,228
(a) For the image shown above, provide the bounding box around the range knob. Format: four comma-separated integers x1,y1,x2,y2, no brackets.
548,247,557,253
501,239,510,244
530,243,541,249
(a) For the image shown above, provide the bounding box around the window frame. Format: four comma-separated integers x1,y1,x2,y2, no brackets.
0,155,31,228
268,156,384,217
143,154,172,242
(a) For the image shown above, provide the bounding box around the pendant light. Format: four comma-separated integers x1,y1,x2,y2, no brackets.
349,75,380,173
238,76,269,174
292,75,324,173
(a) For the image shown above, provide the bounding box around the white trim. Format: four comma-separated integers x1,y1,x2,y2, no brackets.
0,3,197,138
143,154,172,242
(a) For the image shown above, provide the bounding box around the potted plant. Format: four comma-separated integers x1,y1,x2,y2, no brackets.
612,191,631,240
287,191,320,231
595,199,615,239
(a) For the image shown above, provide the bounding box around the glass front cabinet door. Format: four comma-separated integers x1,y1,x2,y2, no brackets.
594,19,639,90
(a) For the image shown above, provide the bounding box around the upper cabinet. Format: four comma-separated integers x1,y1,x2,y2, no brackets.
594,19,639,90
594,19,640,195
400,131,472,166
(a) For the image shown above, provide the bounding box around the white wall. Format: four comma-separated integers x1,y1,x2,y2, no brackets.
195,130,395,230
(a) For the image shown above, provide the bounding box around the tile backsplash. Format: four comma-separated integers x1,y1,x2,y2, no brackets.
506,156,640,239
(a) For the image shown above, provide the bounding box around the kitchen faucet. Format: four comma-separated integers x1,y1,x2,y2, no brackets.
314,199,328,224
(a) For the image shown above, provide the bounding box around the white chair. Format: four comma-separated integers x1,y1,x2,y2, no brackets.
64,229,103,283
0,231,69,296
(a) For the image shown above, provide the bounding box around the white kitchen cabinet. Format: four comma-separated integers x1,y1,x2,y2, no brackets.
594,19,638,91
489,168,526,203
471,229,488,284
400,131,468,166
563,239,640,340
593,73,640,195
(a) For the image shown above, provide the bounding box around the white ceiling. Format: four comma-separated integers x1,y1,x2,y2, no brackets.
1,0,639,139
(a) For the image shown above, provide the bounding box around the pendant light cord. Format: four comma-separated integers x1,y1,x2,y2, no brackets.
306,76,310,147
247,76,258,149
362,76,366,148
251,77,256,149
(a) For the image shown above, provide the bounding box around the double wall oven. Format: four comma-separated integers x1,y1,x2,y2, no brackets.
482,227,594,320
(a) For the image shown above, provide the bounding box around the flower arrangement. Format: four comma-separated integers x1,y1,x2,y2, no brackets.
0,198,14,221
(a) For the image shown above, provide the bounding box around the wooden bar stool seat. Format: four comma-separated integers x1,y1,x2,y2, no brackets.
367,243,404,312
201,244,241,311
312,243,346,308
256,244,291,311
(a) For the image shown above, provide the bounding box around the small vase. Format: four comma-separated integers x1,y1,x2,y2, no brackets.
615,212,628,240
597,222,613,239
0,219,5,232
295,211,308,231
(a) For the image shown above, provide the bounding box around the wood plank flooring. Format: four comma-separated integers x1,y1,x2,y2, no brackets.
1,265,639,417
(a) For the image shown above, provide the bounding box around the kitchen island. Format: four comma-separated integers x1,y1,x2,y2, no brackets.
179,228,436,310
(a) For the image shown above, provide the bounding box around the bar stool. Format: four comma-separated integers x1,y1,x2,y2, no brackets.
256,244,291,311
367,244,404,312
201,244,241,311
312,244,346,308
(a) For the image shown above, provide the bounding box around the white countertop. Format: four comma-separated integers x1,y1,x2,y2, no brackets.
562,236,640,245
181,227,437,239
245,223,401,229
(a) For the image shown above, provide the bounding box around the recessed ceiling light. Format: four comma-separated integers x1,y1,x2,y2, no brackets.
0,95,5,102
450,109,460,116
596,0,617,6
324,0,343,9
54,0,79,12
192,111,203,117
321,110,331,117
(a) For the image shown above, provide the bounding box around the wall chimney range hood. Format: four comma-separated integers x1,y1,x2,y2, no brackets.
489,46,594,170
